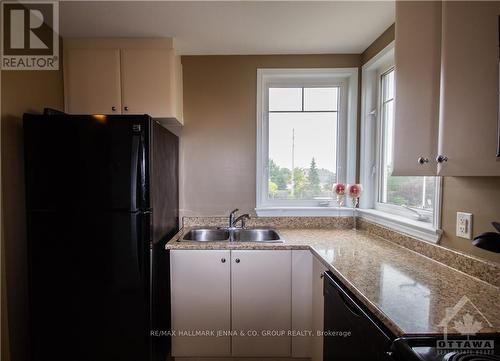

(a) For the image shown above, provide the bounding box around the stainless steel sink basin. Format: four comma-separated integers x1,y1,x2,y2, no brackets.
180,227,283,243
232,228,283,243
182,228,230,242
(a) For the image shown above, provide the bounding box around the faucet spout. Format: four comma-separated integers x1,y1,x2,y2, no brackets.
233,214,251,229
228,208,239,228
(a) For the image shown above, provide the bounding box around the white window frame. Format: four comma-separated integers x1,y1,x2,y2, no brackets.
359,42,443,243
256,68,358,217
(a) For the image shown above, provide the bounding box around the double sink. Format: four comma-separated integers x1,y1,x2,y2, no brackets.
181,228,283,243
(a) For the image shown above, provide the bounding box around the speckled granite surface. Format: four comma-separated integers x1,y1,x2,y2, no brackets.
166,222,500,337
358,218,500,288
182,216,354,229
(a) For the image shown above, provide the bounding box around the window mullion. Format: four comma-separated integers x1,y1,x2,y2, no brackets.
301,87,304,112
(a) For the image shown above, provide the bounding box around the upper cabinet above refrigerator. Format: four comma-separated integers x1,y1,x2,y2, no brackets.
393,1,500,176
63,38,183,125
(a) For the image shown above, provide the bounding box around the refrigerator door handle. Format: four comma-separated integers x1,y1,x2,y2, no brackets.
130,133,141,210
138,132,147,209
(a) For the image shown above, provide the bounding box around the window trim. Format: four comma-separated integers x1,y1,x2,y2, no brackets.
376,66,395,206
256,68,358,216
359,42,443,243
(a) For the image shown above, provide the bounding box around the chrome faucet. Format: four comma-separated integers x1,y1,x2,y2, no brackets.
228,208,250,229
233,214,251,229
228,208,239,228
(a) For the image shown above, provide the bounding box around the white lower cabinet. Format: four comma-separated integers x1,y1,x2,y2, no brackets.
170,250,231,357
311,256,328,361
291,250,313,358
171,249,313,358
231,250,292,357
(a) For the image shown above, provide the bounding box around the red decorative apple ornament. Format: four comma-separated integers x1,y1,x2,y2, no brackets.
332,183,346,207
348,183,362,199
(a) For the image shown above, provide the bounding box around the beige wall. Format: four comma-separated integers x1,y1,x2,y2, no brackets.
179,54,361,217
0,67,7,361
441,178,500,263
1,69,64,361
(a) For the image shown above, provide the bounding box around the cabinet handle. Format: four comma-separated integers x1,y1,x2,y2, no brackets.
436,155,448,163
235,258,240,263
111,106,116,112
221,258,226,263
417,157,429,164
124,106,129,112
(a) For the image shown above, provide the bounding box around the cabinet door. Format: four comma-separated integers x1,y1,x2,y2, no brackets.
231,250,291,357
438,2,500,176
311,256,328,361
120,49,181,119
291,250,313,358
64,48,121,114
393,1,441,175
170,250,231,357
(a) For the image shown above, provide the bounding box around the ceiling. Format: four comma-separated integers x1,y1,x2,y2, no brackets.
59,1,395,55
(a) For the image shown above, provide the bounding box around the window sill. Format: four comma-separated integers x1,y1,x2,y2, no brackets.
255,207,355,217
357,208,442,244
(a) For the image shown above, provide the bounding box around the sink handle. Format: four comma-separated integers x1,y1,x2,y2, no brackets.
229,208,239,227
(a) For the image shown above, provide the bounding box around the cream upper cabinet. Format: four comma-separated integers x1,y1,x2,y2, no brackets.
393,1,442,176
231,250,292,357
170,250,231,357
393,2,500,176
438,2,500,176
64,48,122,115
120,48,183,119
63,38,183,124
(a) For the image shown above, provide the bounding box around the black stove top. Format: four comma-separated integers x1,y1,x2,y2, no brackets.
392,337,500,361
443,354,500,361
413,347,500,361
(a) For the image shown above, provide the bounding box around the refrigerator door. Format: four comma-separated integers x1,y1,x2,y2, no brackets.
27,210,150,361
150,121,178,243
149,121,179,361
23,114,150,212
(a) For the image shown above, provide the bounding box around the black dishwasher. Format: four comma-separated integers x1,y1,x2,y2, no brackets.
323,271,394,361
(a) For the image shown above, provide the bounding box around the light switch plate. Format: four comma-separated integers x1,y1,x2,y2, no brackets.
456,212,473,240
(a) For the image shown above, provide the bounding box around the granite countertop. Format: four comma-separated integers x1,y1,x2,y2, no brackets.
166,227,500,337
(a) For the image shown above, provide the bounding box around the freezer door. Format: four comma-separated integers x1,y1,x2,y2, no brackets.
27,210,150,361
23,114,150,212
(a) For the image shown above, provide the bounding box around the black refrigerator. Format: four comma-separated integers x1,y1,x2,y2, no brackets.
23,113,178,361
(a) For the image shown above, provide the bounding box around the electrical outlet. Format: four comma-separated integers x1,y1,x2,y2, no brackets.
456,212,473,239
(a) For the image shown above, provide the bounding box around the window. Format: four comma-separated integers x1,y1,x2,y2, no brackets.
256,69,358,215
359,42,442,243
268,87,338,200
376,68,439,224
